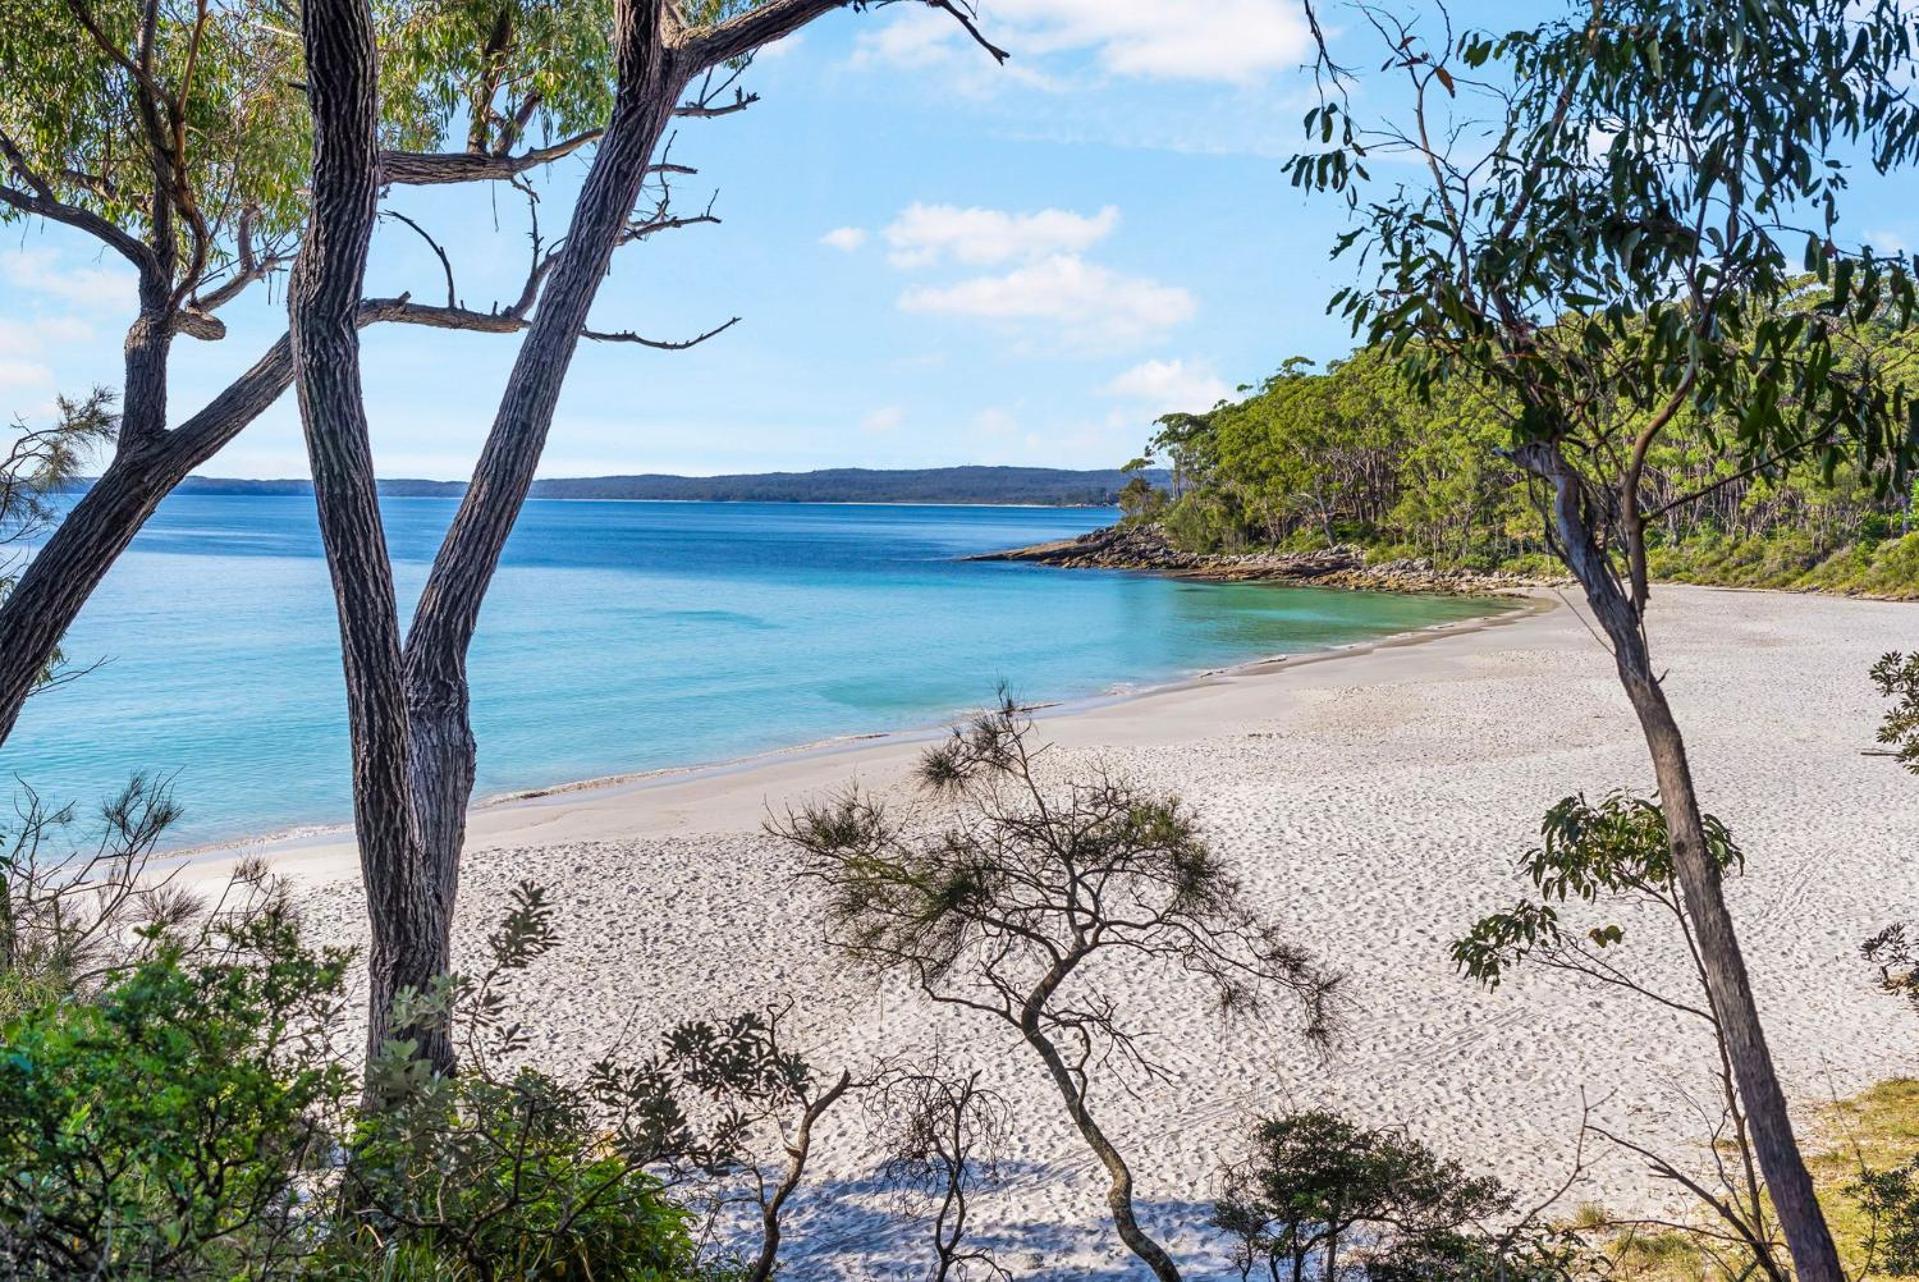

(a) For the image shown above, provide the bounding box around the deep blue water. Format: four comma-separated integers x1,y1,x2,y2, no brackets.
2,496,1499,846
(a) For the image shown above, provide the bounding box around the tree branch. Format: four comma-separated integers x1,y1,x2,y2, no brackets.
0,129,155,271
379,129,604,185
679,0,1007,74
383,210,458,308
582,314,740,349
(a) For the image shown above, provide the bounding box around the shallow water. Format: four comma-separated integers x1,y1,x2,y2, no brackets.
4,496,1500,846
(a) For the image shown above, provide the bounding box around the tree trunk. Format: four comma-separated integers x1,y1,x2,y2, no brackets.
292,0,453,1079
0,441,173,741
396,0,679,938
1518,442,1842,1282
746,1070,851,1282
0,330,303,747
1022,1025,1181,1281
405,676,476,939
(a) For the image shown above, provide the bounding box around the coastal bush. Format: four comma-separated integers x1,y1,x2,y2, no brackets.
0,774,188,1020
1126,341,1919,595
0,881,353,1279
1455,793,1788,1282
1210,1110,1518,1282
334,884,851,1282
868,1062,1013,1282
772,691,1342,1282
0,867,847,1280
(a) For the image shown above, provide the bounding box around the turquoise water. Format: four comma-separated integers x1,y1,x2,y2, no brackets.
3,496,1499,847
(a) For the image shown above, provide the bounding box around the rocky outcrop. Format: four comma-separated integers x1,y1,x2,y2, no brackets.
970,523,1553,596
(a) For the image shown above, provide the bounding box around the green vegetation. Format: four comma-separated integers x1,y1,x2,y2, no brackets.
1210,1110,1578,1282
1588,1080,1919,1282
1127,333,1919,595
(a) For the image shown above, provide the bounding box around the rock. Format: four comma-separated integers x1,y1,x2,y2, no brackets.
969,523,1560,596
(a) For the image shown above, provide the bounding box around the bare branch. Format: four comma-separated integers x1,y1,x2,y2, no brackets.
675,89,758,118
678,0,1007,74
582,315,740,350
383,210,458,309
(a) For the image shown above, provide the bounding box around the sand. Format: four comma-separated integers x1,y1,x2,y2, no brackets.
186,585,1919,1279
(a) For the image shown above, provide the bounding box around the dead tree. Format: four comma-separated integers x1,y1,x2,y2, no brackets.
770,694,1342,1282
870,1060,1013,1282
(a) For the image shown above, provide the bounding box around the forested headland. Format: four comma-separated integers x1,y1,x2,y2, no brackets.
1117,322,1919,597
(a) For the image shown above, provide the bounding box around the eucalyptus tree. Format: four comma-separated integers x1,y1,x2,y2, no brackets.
0,0,633,743
1290,4,1919,1277
289,0,1008,1076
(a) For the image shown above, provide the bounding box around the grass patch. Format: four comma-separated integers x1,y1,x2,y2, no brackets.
1583,1080,1919,1281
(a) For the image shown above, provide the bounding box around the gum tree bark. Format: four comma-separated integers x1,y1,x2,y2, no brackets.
285,0,1006,1077
398,0,684,937
1516,441,1840,1282
292,0,452,1073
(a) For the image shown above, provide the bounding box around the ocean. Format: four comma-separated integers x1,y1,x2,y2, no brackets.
3,495,1500,847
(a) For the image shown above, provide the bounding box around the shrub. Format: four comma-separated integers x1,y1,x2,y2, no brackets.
0,883,352,1279
1211,1110,1514,1282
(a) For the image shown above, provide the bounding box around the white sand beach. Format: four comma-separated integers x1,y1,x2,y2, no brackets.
192,586,1919,1279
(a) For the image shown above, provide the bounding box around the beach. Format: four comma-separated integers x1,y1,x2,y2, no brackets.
190,585,1919,1279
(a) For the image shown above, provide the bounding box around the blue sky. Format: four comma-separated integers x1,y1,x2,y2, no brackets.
3,0,1916,480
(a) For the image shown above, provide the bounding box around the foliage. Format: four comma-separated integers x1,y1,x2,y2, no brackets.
1127,327,1919,590
1870,651,1919,772
0,391,119,688
338,880,848,1281
772,690,1342,1281
0,391,118,550
1296,0,1919,560
0,773,186,1019
0,0,312,278
0,875,353,1279
0,857,847,1280
777,692,1342,1046
1453,792,1741,992
377,0,614,156
1210,1109,1516,1282
1456,793,1786,1282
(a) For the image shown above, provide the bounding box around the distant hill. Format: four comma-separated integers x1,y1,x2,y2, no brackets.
160,466,1162,507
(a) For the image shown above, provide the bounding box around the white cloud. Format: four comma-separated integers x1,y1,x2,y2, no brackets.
898,253,1194,348
754,30,805,59
1103,358,1229,412
0,358,54,396
820,226,869,252
1866,227,1912,255
0,317,92,419
883,202,1118,268
973,407,1020,438
0,247,132,310
854,0,1312,85
853,6,960,69
862,404,905,433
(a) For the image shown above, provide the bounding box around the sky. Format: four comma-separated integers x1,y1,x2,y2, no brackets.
3,0,1917,480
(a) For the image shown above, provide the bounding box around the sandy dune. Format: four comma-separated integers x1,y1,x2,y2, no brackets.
194,586,1919,1279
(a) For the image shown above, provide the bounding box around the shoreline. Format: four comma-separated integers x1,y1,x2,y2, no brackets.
970,521,1555,595
170,588,1548,872
233,584,1919,1276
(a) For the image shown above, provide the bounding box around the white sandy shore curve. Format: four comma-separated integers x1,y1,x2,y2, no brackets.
191,587,1919,1279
